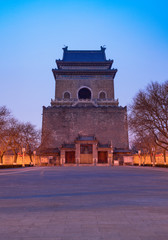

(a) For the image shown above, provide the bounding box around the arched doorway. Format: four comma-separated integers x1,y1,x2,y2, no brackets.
78,87,91,99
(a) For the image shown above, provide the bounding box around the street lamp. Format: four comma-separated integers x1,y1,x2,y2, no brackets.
33,151,36,166
22,148,25,167
138,150,141,166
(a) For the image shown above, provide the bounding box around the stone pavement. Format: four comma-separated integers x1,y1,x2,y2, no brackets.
0,166,168,240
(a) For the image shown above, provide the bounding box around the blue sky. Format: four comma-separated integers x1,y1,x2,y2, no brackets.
0,0,168,128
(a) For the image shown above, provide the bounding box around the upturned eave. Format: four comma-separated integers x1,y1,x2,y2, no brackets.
56,60,113,69
52,68,117,78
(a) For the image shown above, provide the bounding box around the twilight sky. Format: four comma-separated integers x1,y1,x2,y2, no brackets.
0,0,168,129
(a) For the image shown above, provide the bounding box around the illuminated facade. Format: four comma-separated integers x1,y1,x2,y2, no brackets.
41,47,129,165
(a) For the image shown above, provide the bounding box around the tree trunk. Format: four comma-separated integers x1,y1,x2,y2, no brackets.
163,150,166,165
29,154,33,164
0,154,3,164
13,153,18,164
144,154,146,165
149,153,152,165
153,152,156,166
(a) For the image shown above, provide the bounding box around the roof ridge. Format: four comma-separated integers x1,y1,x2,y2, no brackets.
62,47,107,62
64,50,104,52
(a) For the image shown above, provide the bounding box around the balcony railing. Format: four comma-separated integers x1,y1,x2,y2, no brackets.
51,98,119,106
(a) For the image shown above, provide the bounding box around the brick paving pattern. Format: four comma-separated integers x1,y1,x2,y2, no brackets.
0,166,168,240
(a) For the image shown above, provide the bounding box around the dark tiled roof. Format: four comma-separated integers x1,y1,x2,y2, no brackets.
98,144,110,148
114,148,131,153
77,135,96,141
37,148,60,155
62,144,75,149
62,46,107,62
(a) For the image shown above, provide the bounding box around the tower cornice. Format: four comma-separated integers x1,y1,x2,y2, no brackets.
56,60,113,69
52,69,117,79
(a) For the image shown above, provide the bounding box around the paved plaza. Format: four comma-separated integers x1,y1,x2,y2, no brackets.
0,166,168,240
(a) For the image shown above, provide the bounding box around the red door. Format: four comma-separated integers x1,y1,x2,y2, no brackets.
65,151,75,164
98,151,108,164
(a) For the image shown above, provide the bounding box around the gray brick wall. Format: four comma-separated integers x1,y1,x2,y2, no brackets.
55,75,114,99
41,106,129,149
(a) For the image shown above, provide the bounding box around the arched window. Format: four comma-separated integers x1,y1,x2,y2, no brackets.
99,91,106,99
64,92,70,99
78,88,91,99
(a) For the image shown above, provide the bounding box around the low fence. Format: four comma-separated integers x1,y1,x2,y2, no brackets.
133,153,168,166
1,153,168,167
1,155,41,166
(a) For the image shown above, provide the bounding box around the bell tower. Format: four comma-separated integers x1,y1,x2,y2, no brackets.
41,47,129,165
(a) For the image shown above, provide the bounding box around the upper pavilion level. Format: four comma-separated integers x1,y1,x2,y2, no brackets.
51,47,118,107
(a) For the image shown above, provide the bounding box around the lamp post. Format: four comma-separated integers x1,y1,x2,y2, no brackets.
138,150,141,166
22,148,25,167
33,151,36,166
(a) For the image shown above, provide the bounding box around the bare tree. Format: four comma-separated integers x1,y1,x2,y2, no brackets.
0,106,41,165
130,128,158,165
8,118,24,164
0,106,10,129
0,129,11,163
8,121,40,164
0,106,11,163
129,81,168,151
21,122,40,163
